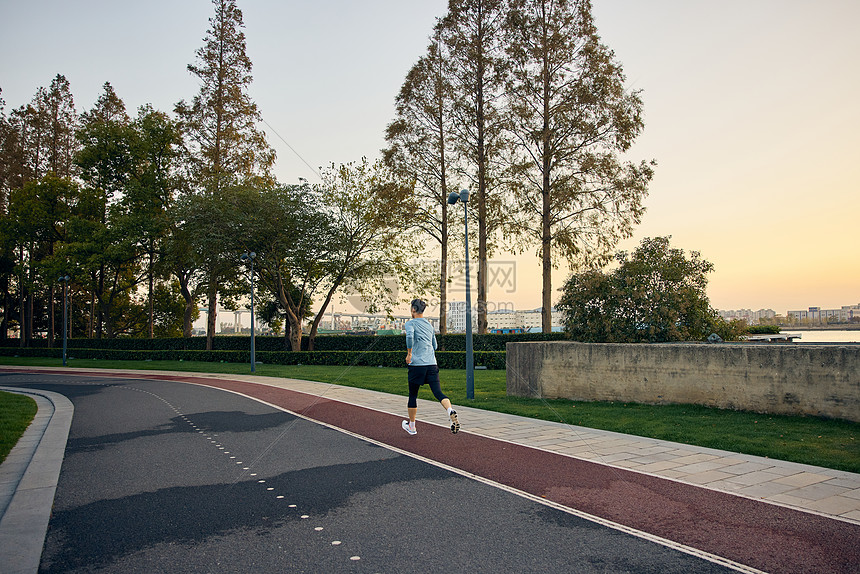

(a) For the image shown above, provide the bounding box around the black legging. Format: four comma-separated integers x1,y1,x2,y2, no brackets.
407,365,448,408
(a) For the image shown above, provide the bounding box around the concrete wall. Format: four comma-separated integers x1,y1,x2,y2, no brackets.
506,342,860,422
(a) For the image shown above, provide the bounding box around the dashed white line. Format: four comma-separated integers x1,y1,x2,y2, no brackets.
108,381,364,568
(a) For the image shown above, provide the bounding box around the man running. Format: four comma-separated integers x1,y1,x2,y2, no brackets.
402,298,460,435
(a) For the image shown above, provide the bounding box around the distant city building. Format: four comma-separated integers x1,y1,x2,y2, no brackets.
786,304,860,323
718,308,776,324
342,312,430,332
448,303,563,332
719,303,860,324
447,301,478,332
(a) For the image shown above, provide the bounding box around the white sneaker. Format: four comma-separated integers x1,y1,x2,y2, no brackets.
402,420,417,435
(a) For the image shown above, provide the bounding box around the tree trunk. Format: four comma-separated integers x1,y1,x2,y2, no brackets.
100,297,114,339
26,292,33,343
541,209,552,333
440,229,448,343
206,282,217,351
541,57,552,334
48,286,55,347
1,273,10,339
47,241,56,346
18,247,25,347
67,287,73,339
88,289,95,338
275,272,303,352
477,203,488,335
438,102,449,338
282,304,302,352
148,246,155,339
179,273,194,339
96,266,104,338
26,242,34,343
475,45,489,335
307,283,340,351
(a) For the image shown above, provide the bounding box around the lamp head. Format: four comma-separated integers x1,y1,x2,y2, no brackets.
447,191,460,205
459,189,470,203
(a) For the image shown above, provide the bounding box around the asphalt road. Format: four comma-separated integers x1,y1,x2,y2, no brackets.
3,372,740,574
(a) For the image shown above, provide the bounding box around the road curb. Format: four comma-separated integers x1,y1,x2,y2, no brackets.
0,387,74,574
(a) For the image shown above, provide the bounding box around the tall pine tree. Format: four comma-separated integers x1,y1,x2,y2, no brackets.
175,0,276,349
384,36,456,333
437,0,508,334
503,0,654,332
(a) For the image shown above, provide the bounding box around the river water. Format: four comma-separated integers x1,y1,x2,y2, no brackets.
780,330,860,343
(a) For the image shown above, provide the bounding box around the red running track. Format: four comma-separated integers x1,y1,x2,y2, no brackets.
15,370,860,574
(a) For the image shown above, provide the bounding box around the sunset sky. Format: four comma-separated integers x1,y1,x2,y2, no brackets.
2,0,857,316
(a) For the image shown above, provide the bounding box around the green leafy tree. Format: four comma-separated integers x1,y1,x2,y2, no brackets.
558,237,739,342
223,160,424,351
162,202,206,338
222,184,328,351
167,191,242,342
73,86,183,339
6,174,79,344
503,0,654,332
73,83,139,338
116,280,188,338
311,159,429,350
0,217,16,339
0,90,23,337
121,105,184,338
175,0,276,349
149,281,195,337
1,77,79,342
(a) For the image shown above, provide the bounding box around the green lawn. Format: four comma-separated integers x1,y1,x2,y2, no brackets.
0,390,38,464
1,357,858,473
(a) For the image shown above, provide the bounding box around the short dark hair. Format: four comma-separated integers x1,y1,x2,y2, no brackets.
410,299,427,314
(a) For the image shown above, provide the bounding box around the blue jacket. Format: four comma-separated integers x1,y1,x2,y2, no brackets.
405,318,437,366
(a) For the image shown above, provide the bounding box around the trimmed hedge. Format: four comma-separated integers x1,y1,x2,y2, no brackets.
0,332,561,370
745,325,781,335
0,346,506,370
0,332,565,352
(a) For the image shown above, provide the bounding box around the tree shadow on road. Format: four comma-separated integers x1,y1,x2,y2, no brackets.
39,454,450,572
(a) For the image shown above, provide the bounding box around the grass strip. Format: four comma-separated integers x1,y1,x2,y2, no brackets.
1,357,857,473
0,390,38,464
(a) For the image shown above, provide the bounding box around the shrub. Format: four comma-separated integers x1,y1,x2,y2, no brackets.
0,332,565,353
0,346,507,369
746,325,781,335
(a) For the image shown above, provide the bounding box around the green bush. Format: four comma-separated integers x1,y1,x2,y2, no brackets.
0,332,565,353
0,346,506,369
746,325,781,335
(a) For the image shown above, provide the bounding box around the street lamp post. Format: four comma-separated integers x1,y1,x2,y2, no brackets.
447,189,474,400
240,252,256,372
59,275,70,366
